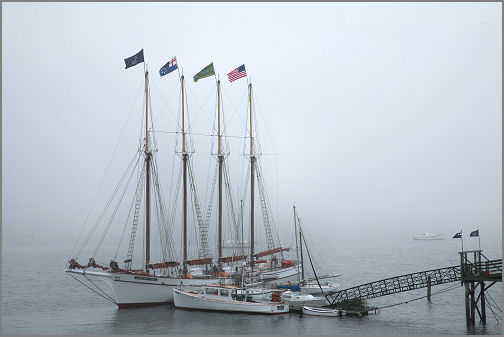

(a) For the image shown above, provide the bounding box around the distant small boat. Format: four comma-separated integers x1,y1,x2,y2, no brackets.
173,285,289,314
302,306,342,317
412,233,445,240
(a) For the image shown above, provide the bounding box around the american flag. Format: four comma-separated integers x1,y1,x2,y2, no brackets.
227,64,247,82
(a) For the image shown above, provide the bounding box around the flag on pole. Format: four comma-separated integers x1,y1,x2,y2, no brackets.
160,57,178,76
470,229,481,251
124,49,145,69
227,64,247,82
453,230,463,252
193,62,215,82
470,230,479,237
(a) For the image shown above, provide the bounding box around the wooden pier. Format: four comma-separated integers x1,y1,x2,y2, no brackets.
459,250,502,325
324,250,501,324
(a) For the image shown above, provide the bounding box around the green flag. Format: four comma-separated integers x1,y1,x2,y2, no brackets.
193,62,215,82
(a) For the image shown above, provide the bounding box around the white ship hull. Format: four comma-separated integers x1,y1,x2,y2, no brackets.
65,269,225,308
173,288,289,314
300,282,340,295
413,233,444,240
259,265,301,285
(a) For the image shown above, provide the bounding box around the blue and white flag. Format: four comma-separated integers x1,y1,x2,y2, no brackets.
124,49,144,69
470,229,479,237
453,231,462,239
160,57,178,76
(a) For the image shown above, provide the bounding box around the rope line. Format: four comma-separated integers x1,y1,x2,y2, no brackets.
152,130,245,139
69,80,144,264
67,273,117,305
378,283,460,310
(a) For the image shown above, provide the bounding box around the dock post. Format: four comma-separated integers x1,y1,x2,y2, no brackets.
465,283,471,325
480,281,486,323
427,276,431,301
470,282,476,324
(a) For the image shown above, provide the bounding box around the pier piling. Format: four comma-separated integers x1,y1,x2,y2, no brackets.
427,276,431,301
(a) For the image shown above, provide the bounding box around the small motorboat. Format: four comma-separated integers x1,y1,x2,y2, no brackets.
300,281,340,295
173,284,289,314
281,291,326,311
412,233,444,240
302,306,343,317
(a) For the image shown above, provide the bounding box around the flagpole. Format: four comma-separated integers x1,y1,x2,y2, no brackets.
176,57,181,78
461,229,464,252
478,228,481,251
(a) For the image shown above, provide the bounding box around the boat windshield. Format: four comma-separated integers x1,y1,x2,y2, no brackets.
205,288,218,295
219,288,230,297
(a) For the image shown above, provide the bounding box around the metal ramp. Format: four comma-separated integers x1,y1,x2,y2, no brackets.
326,258,502,308
326,265,462,307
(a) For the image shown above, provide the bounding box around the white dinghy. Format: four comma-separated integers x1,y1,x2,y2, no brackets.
302,306,343,317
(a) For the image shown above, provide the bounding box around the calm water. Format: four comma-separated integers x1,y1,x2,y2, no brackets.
2,229,502,335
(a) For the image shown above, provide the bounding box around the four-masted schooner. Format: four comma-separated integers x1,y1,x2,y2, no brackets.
65,50,300,308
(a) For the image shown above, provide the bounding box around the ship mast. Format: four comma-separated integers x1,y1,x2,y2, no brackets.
299,224,305,283
144,70,151,270
249,83,255,266
294,205,300,283
217,80,223,264
181,75,188,272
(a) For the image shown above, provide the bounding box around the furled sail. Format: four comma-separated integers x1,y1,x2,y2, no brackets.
253,247,291,258
183,258,213,266
146,262,180,269
218,255,248,263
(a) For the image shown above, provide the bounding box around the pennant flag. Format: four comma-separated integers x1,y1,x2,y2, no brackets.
452,232,462,239
470,230,479,237
193,62,215,82
160,57,178,76
124,49,145,69
227,64,247,82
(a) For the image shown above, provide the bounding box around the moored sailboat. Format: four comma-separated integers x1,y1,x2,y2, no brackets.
240,81,301,286
65,54,302,308
65,53,229,308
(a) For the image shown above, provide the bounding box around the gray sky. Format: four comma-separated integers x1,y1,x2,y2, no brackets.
2,3,501,251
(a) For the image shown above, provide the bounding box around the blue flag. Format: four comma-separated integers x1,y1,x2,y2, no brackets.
453,232,462,239
160,57,178,76
470,230,479,237
124,49,144,69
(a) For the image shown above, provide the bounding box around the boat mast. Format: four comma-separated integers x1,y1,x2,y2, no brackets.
144,70,151,270
240,199,244,256
249,83,255,266
217,79,223,265
181,74,188,272
241,199,245,287
301,227,325,294
299,224,304,283
294,206,300,283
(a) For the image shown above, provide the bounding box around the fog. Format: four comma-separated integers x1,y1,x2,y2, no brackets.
2,3,501,256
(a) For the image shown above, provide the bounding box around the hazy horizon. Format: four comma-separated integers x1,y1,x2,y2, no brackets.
2,3,501,258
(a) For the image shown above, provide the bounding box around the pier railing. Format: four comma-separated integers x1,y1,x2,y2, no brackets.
326,252,502,309
459,250,502,283
326,265,462,307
